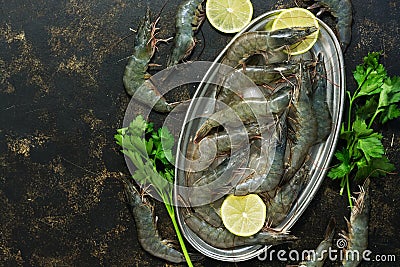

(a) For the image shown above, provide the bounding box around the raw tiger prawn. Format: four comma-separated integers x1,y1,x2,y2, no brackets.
167,0,205,67
217,27,317,105
341,179,370,267
308,0,353,51
123,0,207,113
123,9,177,113
123,177,203,263
182,207,298,249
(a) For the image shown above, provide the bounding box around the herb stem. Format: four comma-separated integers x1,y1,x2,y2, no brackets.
347,92,354,132
346,175,353,209
368,109,381,129
165,203,193,267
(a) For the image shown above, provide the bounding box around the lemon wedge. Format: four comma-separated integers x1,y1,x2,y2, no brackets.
221,194,266,237
206,0,253,33
271,7,320,55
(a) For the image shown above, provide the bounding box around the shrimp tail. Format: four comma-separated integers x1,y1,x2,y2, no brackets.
341,178,370,267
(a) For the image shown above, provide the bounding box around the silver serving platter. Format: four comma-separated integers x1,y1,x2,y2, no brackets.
174,10,345,262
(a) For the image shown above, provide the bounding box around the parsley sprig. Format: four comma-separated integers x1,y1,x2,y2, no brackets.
328,52,398,208
115,115,193,266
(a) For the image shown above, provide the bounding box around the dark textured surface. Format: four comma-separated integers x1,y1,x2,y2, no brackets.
1,0,399,266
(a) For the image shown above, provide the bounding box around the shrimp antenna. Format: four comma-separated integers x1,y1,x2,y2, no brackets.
154,0,171,20
109,0,170,53
106,30,137,55
195,28,206,60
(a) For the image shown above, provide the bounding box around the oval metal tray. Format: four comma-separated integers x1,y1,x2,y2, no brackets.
174,10,345,262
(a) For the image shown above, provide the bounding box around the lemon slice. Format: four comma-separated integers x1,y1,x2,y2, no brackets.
221,194,266,237
206,0,253,33
271,7,320,55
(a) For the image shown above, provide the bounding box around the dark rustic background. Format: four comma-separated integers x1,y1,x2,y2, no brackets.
1,0,399,266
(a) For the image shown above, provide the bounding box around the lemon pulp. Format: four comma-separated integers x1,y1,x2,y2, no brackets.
271,7,320,55
206,0,253,34
220,194,266,237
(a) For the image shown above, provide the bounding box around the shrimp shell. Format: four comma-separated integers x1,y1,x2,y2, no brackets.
123,9,176,113
183,210,298,249
310,0,353,50
221,27,318,67
167,0,205,67
123,178,189,263
341,179,370,267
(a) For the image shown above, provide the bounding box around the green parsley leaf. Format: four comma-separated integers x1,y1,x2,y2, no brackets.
355,156,396,180
353,119,373,137
380,104,400,124
353,52,386,97
128,115,147,136
330,52,398,208
356,134,384,162
356,97,378,121
328,150,352,179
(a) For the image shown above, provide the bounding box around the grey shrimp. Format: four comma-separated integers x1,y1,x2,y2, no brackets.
221,27,318,68
341,178,370,267
283,63,317,183
167,0,205,67
311,53,332,144
197,122,268,158
123,178,193,263
266,166,309,227
194,86,292,143
192,198,224,228
217,62,300,105
222,61,300,89
123,9,175,113
188,148,250,207
182,209,298,249
309,0,353,50
234,110,288,195
242,61,300,85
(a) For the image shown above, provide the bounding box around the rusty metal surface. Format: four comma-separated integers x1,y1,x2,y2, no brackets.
1,0,399,266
